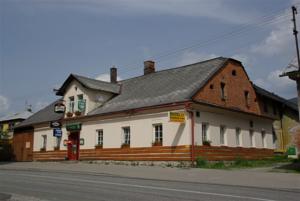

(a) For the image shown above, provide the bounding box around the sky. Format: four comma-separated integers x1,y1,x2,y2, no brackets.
0,0,299,117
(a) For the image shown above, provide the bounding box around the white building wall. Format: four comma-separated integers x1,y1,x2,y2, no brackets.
194,111,273,149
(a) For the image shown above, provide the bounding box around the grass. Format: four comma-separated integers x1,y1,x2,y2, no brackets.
195,155,297,170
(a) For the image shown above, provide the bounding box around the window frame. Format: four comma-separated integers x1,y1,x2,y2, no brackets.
122,127,131,145
220,82,226,100
236,128,241,146
202,123,209,143
261,130,266,148
69,96,75,113
42,135,47,150
220,125,226,145
249,129,255,147
153,124,163,144
96,129,104,146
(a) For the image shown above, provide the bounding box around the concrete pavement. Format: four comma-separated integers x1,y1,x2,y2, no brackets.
0,161,299,191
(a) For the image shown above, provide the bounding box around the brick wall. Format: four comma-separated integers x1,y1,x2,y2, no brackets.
193,61,261,115
33,145,273,161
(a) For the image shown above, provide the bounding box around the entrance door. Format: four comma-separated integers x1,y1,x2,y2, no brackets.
67,132,79,160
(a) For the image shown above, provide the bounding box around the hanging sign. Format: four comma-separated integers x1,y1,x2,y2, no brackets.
66,123,81,131
54,102,66,113
53,128,62,137
169,112,186,123
50,121,62,128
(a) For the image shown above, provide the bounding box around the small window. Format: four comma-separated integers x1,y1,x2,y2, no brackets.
42,135,47,149
209,84,214,89
244,91,249,107
97,129,103,146
69,96,75,113
202,123,209,143
123,127,130,145
272,103,277,115
220,125,226,145
263,101,268,113
249,120,254,128
220,82,226,100
153,124,163,144
8,122,15,132
196,111,200,117
232,70,236,76
236,128,241,146
249,130,254,147
261,130,266,148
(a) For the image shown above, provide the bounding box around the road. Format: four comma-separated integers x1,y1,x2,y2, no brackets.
0,169,299,201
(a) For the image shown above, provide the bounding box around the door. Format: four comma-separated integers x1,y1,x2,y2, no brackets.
67,132,79,160
13,131,33,161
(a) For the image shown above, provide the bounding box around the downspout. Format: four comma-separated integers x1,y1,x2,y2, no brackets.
185,103,195,167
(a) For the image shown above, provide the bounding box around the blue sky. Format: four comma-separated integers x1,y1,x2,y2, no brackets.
0,0,299,116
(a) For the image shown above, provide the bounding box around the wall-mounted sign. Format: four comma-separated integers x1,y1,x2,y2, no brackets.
169,112,185,123
80,138,84,145
78,99,86,112
50,121,62,128
66,123,81,131
54,102,66,113
53,128,62,137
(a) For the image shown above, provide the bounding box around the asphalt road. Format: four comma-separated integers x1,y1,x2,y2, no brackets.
0,169,299,201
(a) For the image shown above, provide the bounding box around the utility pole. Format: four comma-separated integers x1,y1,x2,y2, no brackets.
291,6,300,121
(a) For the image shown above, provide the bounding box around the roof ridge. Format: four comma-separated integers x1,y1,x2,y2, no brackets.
72,74,121,86
119,57,226,83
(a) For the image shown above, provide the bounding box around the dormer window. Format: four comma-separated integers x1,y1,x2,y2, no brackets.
69,96,75,113
220,82,226,100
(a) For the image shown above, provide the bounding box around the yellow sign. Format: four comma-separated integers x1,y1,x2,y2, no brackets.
169,112,185,123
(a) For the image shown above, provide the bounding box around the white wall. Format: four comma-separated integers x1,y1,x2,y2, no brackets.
33,110,191,151
194,111,273,149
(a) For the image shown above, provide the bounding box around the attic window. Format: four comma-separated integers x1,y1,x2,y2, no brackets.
209,84,214,89
244,91,249,107
220,82,226,100
232,70,237,76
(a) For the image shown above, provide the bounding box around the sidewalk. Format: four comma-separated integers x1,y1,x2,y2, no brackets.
0,161,299,191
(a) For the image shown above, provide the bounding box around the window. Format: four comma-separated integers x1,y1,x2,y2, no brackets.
272,104,277,115
236,128,241,146
69,96,75,113
244,91,249,107
263,101,268,113
232,70,237,76
123,127,130,145
8,122,15,132
154,124,163,144
42,135,47,149
196,111,200,117
209,84,214,89
220,82,226,100
261,130,266,148
220,125,226,145
97,129,103,146
249,130,254,147
202,123,209,143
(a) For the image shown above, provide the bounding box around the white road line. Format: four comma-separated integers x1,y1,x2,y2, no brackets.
0,172,277,201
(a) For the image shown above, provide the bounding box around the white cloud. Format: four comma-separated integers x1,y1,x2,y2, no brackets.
254,70,296,98
176,51,218,66
251,9,294,56
31,0,258,24
0,95,9,115
95,73,121,82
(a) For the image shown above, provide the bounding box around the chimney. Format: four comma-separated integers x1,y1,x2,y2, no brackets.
110,66,117,83
144,60,155,75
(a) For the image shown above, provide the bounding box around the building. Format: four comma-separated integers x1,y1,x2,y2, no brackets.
0,109,33,141
14,57,276,163
254,85,299,153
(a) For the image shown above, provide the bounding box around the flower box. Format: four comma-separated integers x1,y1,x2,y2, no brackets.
66,112,73,118
95,145,103,149
152,141,162,146
121,143,130,148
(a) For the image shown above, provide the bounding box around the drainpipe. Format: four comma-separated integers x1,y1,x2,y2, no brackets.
185,103,195,167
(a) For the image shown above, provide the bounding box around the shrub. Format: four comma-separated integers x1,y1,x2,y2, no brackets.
211,161,226,169
196,157,207,168
234,157,251,167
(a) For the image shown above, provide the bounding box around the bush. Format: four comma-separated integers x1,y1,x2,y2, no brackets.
234,157,251,167
196,157,207,168
211,161,226,169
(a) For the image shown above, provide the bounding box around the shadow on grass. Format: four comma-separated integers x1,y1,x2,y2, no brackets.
274,161,300,173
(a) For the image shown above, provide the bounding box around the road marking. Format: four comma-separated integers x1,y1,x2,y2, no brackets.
0,172,277,201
